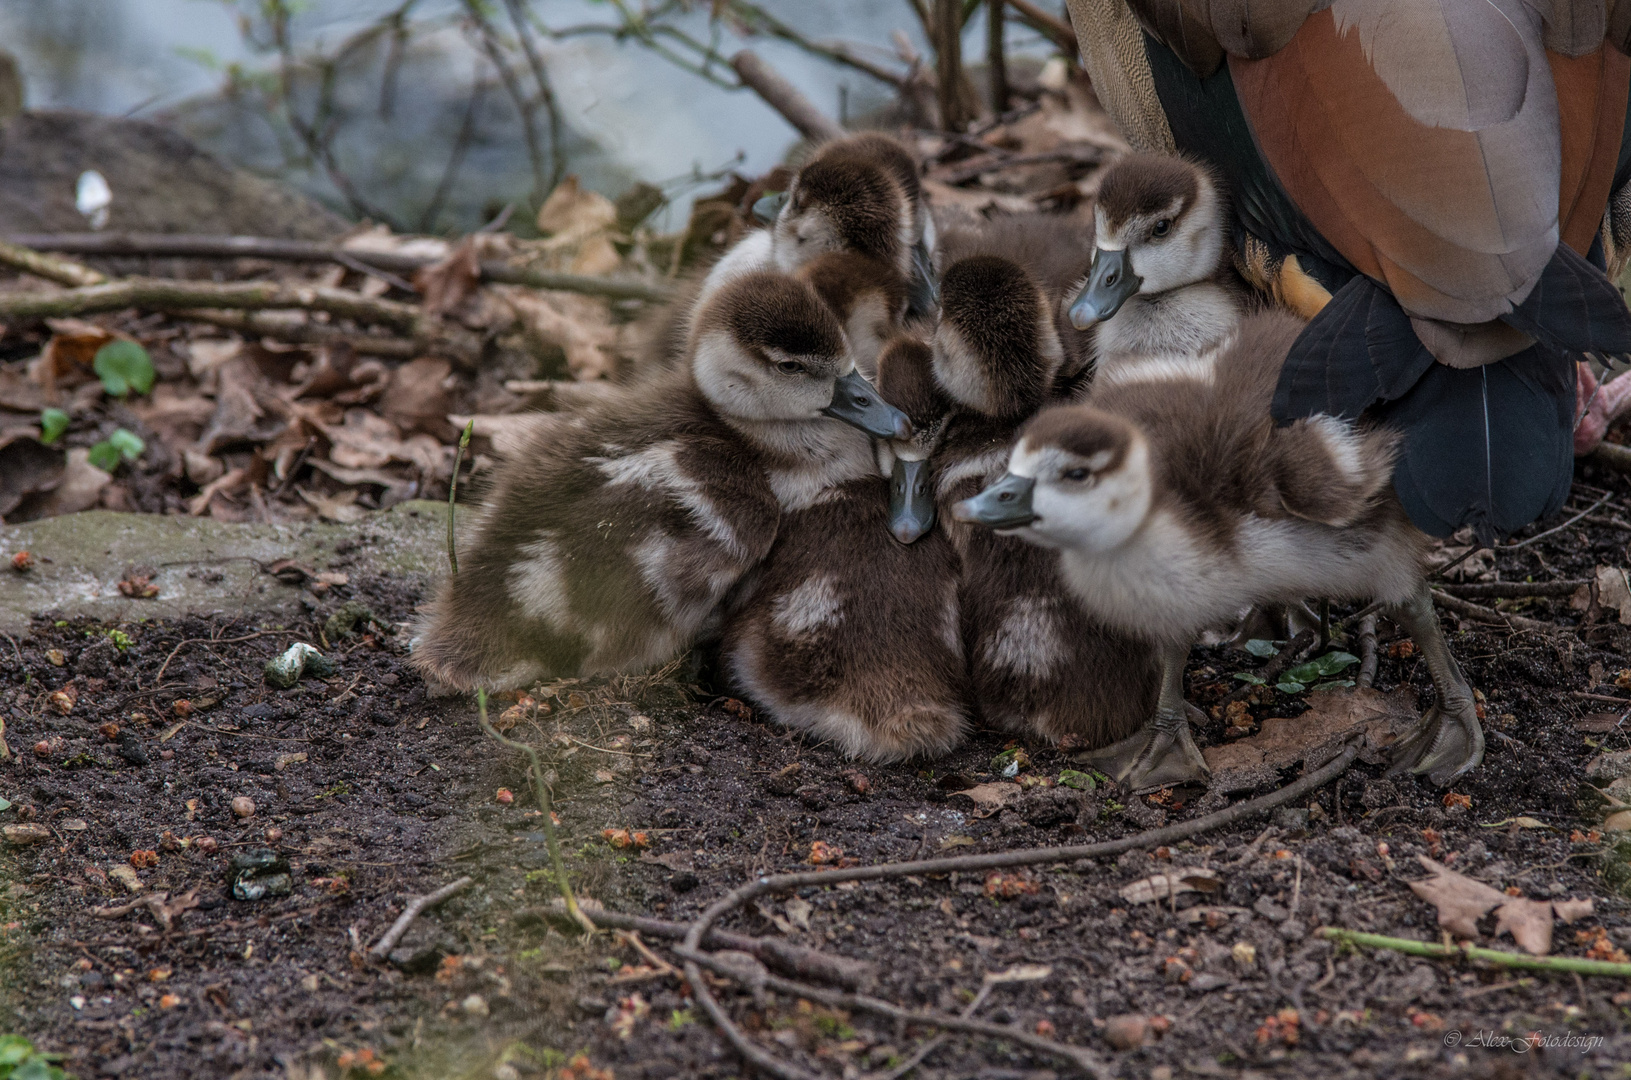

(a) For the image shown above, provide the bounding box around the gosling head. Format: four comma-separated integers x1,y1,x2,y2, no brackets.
934,255,1064,422
875,334,951,544
1068,154,1227,329
772,151,911,275
690,271,912,440
952,405,1152,553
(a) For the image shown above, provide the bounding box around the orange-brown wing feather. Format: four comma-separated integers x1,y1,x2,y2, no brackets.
1230,3,1561,324
1553,44,1631,255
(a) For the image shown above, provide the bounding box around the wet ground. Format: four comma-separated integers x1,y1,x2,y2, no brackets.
4,466,1631,1079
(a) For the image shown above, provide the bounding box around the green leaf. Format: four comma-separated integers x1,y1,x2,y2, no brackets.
1284,661,1325,685
1310,679,1356,693
1058,769,1096,791
107,427,145,461
1276,679,1306,695
1244,639,1279,658
0,795,11,813
1232,672,1265,685
0,1036,30,1067
92,339,155,398
1315,651,1360,676
38,408,69,444
86,440,121,472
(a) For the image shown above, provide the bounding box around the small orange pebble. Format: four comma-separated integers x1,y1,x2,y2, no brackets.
11,551,34,572
1272,849,1293,860
983,870,1041,898
172,699,193,718
158,993,181,1010
434,955,463,983
602,828,634,848
99,722,120,739
495,788,514,804
1153,846,1172,860
629,831,650,848
808,840,843,865
1035,1019,1056,1037
1388,640,1416,659
47,688,76,715
193,836,219,853
1442,792,1471,809
148,968,171,982
129,850,159,869
32,740,51,758
720,697,752,720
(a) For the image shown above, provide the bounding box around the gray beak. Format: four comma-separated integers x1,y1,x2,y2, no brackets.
823,370,913,440
907,236,940,317
888,457,936,544
952,472,1036,530
752,191,787,225
1068,247,1142,329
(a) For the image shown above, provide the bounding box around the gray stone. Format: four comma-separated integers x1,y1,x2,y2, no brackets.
0,501,450,633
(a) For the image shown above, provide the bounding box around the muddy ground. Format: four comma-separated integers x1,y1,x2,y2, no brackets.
4,468,1631,1080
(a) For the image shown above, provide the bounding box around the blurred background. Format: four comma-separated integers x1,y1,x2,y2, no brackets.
1,0,1066,233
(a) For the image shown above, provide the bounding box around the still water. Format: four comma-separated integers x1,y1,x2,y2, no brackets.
0,0,1045,231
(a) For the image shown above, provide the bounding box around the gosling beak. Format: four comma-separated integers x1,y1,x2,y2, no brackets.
952,472,1036,530
1068,247,1141,329
888,457,936,544
823,370,913,440
752,191,787,225
907,236,940,316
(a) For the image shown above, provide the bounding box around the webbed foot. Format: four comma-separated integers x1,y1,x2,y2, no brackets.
1385,701,1485,787
1079,706,1211,794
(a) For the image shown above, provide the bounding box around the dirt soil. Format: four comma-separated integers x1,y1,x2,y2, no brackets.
5,468,1631,1080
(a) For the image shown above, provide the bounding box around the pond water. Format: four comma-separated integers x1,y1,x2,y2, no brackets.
0,1,1055,232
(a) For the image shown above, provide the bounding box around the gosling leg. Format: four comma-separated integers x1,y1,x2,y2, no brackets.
1081,640,1211,793
1384,581,1484,786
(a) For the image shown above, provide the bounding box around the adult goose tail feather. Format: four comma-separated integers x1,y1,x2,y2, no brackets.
1499,241,1631,361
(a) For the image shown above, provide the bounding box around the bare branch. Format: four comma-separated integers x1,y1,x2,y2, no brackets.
731,50,845,141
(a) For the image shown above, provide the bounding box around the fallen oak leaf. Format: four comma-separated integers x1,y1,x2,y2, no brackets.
1408,855,1593,955
1119,867,1224,905
948,781,1023,819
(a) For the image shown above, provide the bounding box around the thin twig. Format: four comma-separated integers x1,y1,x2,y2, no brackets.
150,631,285,687
1431,590,1558,634
1321,928,1631,977
463,0,548,203
0,238,105,287
448,420,473,576
6,234,675,302
675,945,1112,1078
1506,494,1611,550
0,278,423,329
1356,613,1378,690
420,71,489,234
1436,580,1587,599
731,50,845,141
369,876,474,958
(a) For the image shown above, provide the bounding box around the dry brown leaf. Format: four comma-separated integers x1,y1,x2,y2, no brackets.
1203,686,1418,782
1408,855,1509,938
306,459,417,506
985,964,1054,984
341,225,450,261
184,339,243,380
187,466,249,517
30,320,115,394
323,408,404,470
298,487,367,523
0,368,49,413
498,287,619,380
948,781,1023,819
380,357,454,438
0,436,66,519
1552,897,1595,923
132,384,216,450
1119,868,1223,905
536,175,619,240
198,357,288,456
414,237,482,316
1492,896,1555,955
1597,566,1631,625
11,447,110,522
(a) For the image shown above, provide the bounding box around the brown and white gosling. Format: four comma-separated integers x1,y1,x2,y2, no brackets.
410,270,911,691
1067,153,1246,380
932,253,1162,750
797,250,909,381
721,335,969,761
701,133,934,316
954,311,1483,789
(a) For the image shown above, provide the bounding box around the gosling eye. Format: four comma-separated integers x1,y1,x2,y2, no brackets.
1062,468,1090,482
1151,218,1171,239
775,359,807,376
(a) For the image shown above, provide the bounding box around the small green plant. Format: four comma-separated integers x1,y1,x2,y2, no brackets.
1234,649,1359,695
1058,769,1096,791
92,339,155,398
105,629,133,652
313,782,350,801
38,409,69,445
666,1008,696,1031
0,1035,70,1080
86,428,144,472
